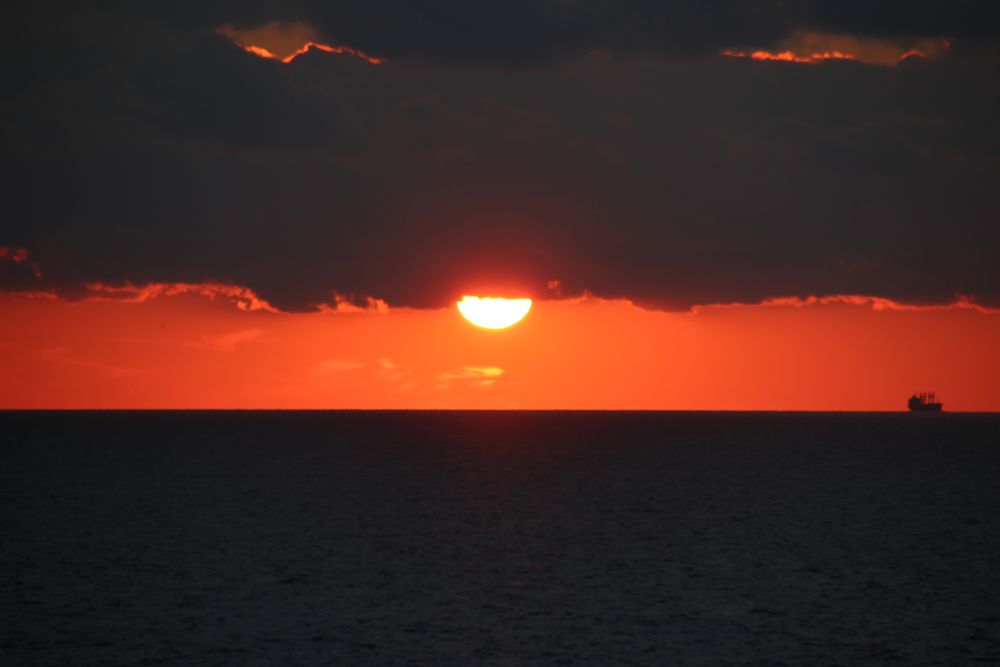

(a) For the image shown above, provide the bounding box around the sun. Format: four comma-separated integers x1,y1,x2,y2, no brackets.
457,296,532,329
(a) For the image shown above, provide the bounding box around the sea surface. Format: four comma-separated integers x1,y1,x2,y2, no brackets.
1,411,998,666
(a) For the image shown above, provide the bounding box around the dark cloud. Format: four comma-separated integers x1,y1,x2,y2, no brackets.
1,3,999,311
11,1,998,72
804,1,1000,41
210,0,1000,64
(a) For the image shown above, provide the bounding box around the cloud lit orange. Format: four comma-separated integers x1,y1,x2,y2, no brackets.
721,30,951,66
237,41,384,65
721,49,855,64
217,21,383,65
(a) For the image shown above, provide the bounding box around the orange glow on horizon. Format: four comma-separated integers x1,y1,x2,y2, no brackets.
457,296,533,330
1,287,998,411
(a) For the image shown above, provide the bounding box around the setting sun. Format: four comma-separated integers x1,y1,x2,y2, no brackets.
457,296,532,329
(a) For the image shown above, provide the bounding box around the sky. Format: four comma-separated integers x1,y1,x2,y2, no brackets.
2,1,999,409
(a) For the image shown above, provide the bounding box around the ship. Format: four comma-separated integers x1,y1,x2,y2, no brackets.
908,392,943,412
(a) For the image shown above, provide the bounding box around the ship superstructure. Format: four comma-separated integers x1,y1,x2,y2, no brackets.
908,392,943,412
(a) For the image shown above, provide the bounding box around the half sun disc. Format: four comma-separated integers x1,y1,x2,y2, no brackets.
457,296,532,329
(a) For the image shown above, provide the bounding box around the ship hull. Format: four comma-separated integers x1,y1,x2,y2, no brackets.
908,394,943,412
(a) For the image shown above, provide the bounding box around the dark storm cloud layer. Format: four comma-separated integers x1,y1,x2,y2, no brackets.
296,0,1000,64
36,1,999,67
2,3,999,311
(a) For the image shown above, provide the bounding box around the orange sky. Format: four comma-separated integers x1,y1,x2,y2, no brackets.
1,289,997,410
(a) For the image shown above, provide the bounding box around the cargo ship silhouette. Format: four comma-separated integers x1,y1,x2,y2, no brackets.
908,392,943,412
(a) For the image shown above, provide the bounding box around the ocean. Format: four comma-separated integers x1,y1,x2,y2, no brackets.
1,411,998,665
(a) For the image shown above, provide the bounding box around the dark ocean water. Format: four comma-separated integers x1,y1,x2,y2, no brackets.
1,411,998,666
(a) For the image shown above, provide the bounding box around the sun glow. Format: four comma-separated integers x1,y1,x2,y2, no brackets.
457,296,532,330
